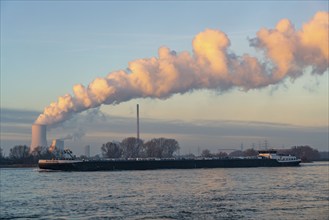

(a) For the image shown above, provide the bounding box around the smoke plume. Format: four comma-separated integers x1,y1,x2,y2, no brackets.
35,12,328,126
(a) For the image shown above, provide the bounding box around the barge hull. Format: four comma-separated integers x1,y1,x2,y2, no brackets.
39,158,301,171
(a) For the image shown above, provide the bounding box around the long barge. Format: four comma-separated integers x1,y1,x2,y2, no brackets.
38,150,301,171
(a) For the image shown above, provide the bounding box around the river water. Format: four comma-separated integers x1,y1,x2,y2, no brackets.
1,162,328,219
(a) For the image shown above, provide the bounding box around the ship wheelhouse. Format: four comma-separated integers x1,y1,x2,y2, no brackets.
258,150,301,163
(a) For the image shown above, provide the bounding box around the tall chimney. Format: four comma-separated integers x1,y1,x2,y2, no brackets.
85,145,90,158
30,124,47,152
137,104,140,140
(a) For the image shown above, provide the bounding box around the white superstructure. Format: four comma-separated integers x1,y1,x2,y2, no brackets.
258,150,301,164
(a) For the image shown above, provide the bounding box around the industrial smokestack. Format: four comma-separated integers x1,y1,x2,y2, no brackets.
30,124,47,152
85,145,90,158
137,104,140,140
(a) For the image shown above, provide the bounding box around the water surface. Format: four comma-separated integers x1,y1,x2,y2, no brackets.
1,162,328,219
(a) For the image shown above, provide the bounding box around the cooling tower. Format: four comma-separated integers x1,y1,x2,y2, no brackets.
30,124,47,151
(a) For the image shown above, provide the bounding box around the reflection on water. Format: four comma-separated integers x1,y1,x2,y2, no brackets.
1,162,328,219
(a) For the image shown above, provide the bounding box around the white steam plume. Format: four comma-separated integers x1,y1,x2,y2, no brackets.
36,12,328,126
60,129,85,141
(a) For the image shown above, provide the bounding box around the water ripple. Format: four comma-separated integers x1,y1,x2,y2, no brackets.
1,162,328,219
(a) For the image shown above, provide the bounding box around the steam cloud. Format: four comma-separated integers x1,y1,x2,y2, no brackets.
60,129,85,141
35,12,328,126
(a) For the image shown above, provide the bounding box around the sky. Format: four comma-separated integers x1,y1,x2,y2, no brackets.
1,1,328,156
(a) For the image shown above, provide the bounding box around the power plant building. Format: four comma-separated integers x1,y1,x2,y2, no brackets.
49,139,64,152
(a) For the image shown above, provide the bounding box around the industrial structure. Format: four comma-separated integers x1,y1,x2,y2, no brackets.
85,145,90,158
49,139,64,152
137,104,140,141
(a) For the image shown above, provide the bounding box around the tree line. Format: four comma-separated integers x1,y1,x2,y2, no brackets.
1,142,327,166
101,137,180,159
0,137,180,165
0,146,53,165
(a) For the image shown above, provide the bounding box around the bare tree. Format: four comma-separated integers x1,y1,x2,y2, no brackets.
161,138,179,158
289,145,320,162
143,138,180,158
9,145,30,160
229,150,243,157
121,137,143,158
216,151,228,158
101,142,122,158
8,145,35,163
243,148,258,157
144,139,162,158
29,146,53,162
201,149,212,157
